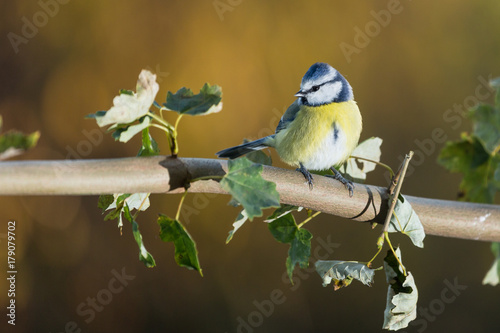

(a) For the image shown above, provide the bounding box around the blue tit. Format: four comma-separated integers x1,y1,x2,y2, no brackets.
216,62,362,196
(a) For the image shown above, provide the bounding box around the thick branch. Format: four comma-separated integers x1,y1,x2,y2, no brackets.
1,156,499,242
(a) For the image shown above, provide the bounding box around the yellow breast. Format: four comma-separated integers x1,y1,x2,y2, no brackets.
273,100,362,170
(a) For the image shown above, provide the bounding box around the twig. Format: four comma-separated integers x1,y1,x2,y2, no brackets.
381,151,414,236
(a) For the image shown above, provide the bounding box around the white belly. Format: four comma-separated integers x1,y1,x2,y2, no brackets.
301,125,348,170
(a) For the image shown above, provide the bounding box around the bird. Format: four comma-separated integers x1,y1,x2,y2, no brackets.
216,62,362,196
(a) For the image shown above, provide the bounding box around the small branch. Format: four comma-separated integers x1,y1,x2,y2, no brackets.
382,151,414,235
1,156,500,242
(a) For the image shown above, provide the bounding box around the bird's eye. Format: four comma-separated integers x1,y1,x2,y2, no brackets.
312,85,320,92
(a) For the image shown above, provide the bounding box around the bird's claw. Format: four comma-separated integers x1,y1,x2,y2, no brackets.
327,168,355,197
297,163,314,190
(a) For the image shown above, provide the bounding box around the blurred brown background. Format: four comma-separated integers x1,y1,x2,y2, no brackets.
1,0,500,332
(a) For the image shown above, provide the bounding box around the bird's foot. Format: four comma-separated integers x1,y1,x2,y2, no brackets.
326,167,354,197
297,163,314,190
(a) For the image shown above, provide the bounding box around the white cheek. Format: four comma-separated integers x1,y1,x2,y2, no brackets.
309,81,342,105
327,81,342,99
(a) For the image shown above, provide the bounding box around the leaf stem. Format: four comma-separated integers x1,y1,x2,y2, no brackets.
350,155,395,178
150,123,171,134
385,231,407,276
170,114,184,156
367,243,383,267
297,211,321,228
149,112,174,132
175,189,189,221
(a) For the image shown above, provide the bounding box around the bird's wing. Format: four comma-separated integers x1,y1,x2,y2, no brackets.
275,100,300,134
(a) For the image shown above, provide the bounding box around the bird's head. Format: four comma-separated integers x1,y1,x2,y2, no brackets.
295,62,353,106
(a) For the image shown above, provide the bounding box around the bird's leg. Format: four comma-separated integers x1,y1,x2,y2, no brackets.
327,167,354,197
297,163,314,190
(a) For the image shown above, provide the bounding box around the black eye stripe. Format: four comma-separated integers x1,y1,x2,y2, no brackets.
306,79,336,93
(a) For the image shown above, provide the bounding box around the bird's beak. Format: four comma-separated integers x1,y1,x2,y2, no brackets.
294,90,305,98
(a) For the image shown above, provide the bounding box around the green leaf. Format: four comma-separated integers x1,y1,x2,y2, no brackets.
158,214,203,276
315,260,375,290
343,137,383,182
220,157,280,220
119,89,134,96
99,193,154,267
268,213,312,282
87,70,159,127
98,195,115,211
483,242,500,286
469,104,500,154
0,124,40,160
115,115,151,143
226,209,249,244
388,195,425,248
383,248,418,331
287,228,312,282
460,159,497,203
123,204,156,268
164,83,222,116
137,127,160,156
103,193,150,230
437,134,490,174
103,193,130,230
437,134,497,203
268,212,298,243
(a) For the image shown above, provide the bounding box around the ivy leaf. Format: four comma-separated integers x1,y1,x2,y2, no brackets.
287,229,312,282
226,209,249,244
103,193,130,230
461,159,498,203
0,116,40,160
469,103,500,155
438,134,497,203
268,213,312,283
114,115,151,143
158,214,203,276
388,195,425,248
342,137,383,182
483,242,500,286
220,157,280,220
123,204,156,268
137,127,160,156
268,212,298,243
164,83,222,116
98,195,115,211
103,193,150,231
383,248,418,331
87,70,159,127
106,193,150,212
315,260,375,290
437,134,490,174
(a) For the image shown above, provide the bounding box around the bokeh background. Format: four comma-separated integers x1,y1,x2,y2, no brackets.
1,0,500,332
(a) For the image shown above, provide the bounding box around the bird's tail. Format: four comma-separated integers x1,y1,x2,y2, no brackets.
216,137,272,159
